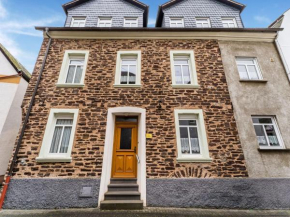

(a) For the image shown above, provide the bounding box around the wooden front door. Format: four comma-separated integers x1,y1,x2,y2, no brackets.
112,118,138,178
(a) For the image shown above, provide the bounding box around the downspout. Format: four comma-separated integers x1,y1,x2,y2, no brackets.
274,32,290,82
0,28,52,209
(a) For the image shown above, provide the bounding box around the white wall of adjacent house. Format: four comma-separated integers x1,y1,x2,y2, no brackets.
276,9,290,80
0,51,28,176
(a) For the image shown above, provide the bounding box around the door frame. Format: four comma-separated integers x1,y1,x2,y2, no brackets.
98,107,146,206
112,120,138,178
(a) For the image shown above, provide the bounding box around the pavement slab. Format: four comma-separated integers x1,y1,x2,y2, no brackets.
1,208,290,217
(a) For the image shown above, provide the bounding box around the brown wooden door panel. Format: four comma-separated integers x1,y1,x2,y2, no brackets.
112,121,138,178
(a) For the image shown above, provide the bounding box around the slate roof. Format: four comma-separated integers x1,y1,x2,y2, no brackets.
62,0,149,26
0,43,31,82
156,0,246,27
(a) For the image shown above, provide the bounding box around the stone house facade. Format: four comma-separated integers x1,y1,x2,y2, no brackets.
2,0,290,211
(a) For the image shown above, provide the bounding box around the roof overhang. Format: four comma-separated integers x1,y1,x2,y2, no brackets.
36,27,281,42
156,0,246,27
0,45,30,82
62,0,149,27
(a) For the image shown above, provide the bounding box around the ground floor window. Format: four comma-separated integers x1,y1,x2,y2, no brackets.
174,109,212,162
36,109,79,162
252,116,284,149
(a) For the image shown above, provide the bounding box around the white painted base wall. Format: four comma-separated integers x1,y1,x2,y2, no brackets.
0,78,28,175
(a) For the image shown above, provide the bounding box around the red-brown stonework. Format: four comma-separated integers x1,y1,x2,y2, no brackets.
13,38,248,178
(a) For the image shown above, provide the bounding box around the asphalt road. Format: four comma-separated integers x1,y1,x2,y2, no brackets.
1,208,290,217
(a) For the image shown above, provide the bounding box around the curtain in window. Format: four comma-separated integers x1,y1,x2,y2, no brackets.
66,66,75,83
268,136,279,146
74,66,83,83
190,138,200,153
49,127,62,153
181,138,190,154
49,119,73,154
257,136,267,146
59,127,72,153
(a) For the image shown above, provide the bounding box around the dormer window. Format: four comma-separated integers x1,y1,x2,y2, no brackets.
124,18,138,27
221,18,237,28
196,18,211,28
98,17,112,27
70,17,86,27
170,18,184,28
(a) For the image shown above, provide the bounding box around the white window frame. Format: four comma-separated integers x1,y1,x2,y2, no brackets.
174,109,212,162
70,17,86,27
221,17,238,28
236,57,263,80
170,50,199,88
252,116,285,150
36,109,79,162
56,50,89,87
124,17,138,27
169,17,184,27
98,17,112,27
196,18,211,28
114,51,141,87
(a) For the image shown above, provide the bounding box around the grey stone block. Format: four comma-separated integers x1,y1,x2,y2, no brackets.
147,178,290,209
3,178,100,209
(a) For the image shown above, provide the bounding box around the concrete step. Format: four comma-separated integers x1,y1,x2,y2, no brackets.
100,200,143,210
108,183,139,192
110,178,137,184
104,191,141,200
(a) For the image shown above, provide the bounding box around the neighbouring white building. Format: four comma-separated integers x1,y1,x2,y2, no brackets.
0,44,30,183
270,9,290,81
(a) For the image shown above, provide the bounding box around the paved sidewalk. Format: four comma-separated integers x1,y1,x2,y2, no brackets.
1,208,290,217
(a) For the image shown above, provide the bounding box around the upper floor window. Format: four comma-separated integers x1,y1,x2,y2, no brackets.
124,18,138,27
221,18,237,28
57,50,89,87
170,50,199,88
196,18,211,28
98,17,112,27
174,109,212,162
36,109,79,162
114,51,141,87
252,116,284,149
236,57,263,80
170,18,184,27
70,17,86,27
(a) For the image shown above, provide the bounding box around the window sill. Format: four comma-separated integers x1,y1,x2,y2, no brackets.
258,148,290,152
177,157,212,163
239,80,268,83
36,156,72,163
172,84,200,89
113,84,142,88
56,83,85,88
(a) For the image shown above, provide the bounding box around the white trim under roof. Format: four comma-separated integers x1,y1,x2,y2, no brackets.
41,30,278,42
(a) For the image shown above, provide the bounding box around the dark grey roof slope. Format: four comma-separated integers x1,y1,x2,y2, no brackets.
156,0,246,27
62,0,149,27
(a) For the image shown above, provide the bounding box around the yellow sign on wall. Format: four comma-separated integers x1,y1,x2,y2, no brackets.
146,134,152,139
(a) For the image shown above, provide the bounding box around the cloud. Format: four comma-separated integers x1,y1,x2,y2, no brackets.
0,1,62,72
148,18,156,27
0,0,7,18
254,15,271,24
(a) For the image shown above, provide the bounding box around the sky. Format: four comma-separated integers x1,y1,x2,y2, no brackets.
0,0,289,73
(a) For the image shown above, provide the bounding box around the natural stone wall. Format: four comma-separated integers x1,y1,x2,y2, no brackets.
13,38,248,178
147,178,290,209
